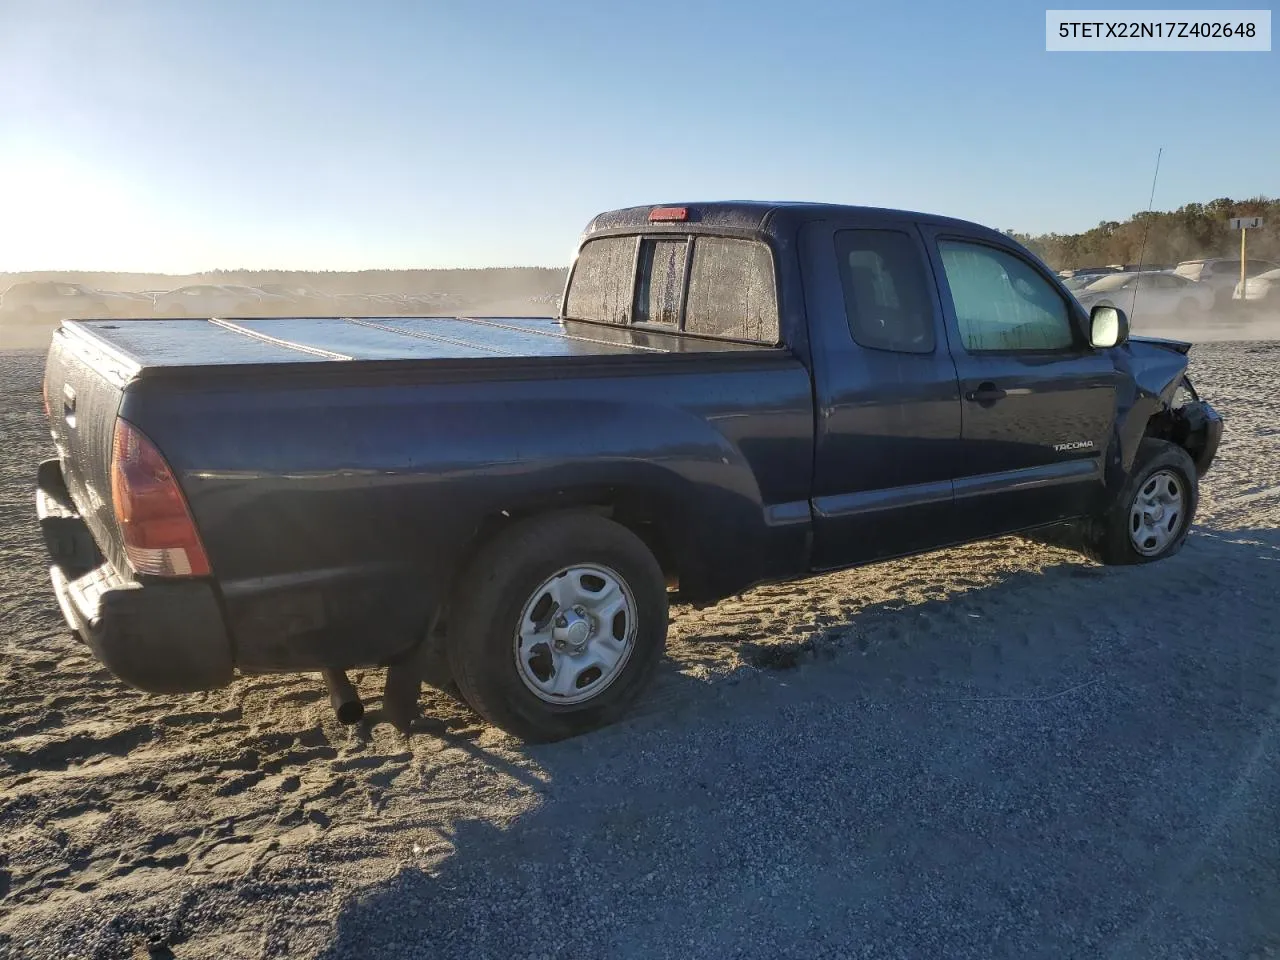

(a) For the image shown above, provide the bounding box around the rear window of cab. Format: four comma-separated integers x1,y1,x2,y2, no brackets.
563,234,780,344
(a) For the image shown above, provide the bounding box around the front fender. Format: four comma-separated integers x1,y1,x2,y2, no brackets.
1112,338,1193,478
1111,337,1223,484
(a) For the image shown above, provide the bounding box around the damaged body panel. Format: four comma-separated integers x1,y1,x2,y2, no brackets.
1113,334,1224,481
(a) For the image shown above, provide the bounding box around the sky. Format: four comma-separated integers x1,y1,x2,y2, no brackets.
0,0,1276,272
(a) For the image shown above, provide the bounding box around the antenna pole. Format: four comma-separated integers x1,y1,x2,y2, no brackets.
1130,147,1163,324
1135,147,1163,273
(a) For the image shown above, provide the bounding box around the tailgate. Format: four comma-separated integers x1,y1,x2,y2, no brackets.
43,325,137,576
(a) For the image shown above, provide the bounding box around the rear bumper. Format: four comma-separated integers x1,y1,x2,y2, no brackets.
36,458,234,694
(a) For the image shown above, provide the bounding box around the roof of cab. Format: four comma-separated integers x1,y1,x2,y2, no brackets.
584,201,1007,242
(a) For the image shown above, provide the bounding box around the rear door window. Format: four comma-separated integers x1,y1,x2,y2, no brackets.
684,237,779,343
564,236,637,324
835,229,935,353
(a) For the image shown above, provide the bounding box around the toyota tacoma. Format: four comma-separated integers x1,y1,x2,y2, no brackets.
36,202,1223,741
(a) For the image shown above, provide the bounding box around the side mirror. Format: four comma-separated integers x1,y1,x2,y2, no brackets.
1090,304,1129,348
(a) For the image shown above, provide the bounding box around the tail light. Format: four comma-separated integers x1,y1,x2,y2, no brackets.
110,418,211,577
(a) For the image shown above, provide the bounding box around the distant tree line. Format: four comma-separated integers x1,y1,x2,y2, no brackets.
1008,196,1279,271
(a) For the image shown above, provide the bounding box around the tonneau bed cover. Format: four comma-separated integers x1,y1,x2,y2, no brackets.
59,315,770,373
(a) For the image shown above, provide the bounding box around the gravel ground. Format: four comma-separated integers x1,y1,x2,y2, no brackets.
1,340,1279,960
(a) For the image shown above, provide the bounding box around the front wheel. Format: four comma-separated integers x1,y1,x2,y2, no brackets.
447,512,668,742
1086,438,1198,565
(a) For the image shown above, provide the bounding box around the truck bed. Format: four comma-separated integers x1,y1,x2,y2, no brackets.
42,313,814,681
63,315,770,375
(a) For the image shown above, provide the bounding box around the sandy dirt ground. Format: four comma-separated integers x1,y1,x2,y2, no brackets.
1,333,1278,959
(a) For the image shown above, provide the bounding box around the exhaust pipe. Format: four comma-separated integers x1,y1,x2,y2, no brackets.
321,669,364,724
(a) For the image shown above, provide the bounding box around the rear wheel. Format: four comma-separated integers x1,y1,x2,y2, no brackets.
447,512,668,742
1085,438,1198,565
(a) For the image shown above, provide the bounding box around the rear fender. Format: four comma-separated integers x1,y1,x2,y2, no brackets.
446,454,770,604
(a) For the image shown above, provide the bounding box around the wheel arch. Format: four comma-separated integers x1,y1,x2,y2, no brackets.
419,477,734,669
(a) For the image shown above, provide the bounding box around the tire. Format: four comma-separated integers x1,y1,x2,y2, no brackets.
446,511,668,742
1085,438,1198,565
1176,298,1198,321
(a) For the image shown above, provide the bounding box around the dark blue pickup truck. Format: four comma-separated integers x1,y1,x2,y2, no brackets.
36,202,1223,741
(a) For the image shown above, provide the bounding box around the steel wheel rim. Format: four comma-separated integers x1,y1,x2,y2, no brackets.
1128,468,1186,556
513,563,637,705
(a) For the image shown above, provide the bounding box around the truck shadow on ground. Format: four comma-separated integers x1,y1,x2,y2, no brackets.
312,526,1280,960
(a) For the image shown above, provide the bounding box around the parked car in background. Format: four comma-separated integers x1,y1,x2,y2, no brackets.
226,285,295,316
0,281,155,322
1063,274,1105,293
400,292,463,313
0,281,110,323
152,284,292,318
1075,270,1214,322
1174,257,1280,307
333,292,413,316
1059,266,1120,280
1233,267,1280,307
256,282,336,314
97,289,158,318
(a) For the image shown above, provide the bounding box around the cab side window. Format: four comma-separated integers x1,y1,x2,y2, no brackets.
834,229,935,353
938,240,1075,352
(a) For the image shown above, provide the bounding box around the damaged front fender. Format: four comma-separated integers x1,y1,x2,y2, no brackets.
1116,336,1224,479
1127,335,1192,405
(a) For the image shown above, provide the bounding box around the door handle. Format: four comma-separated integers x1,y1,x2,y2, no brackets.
965,382,1007,406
